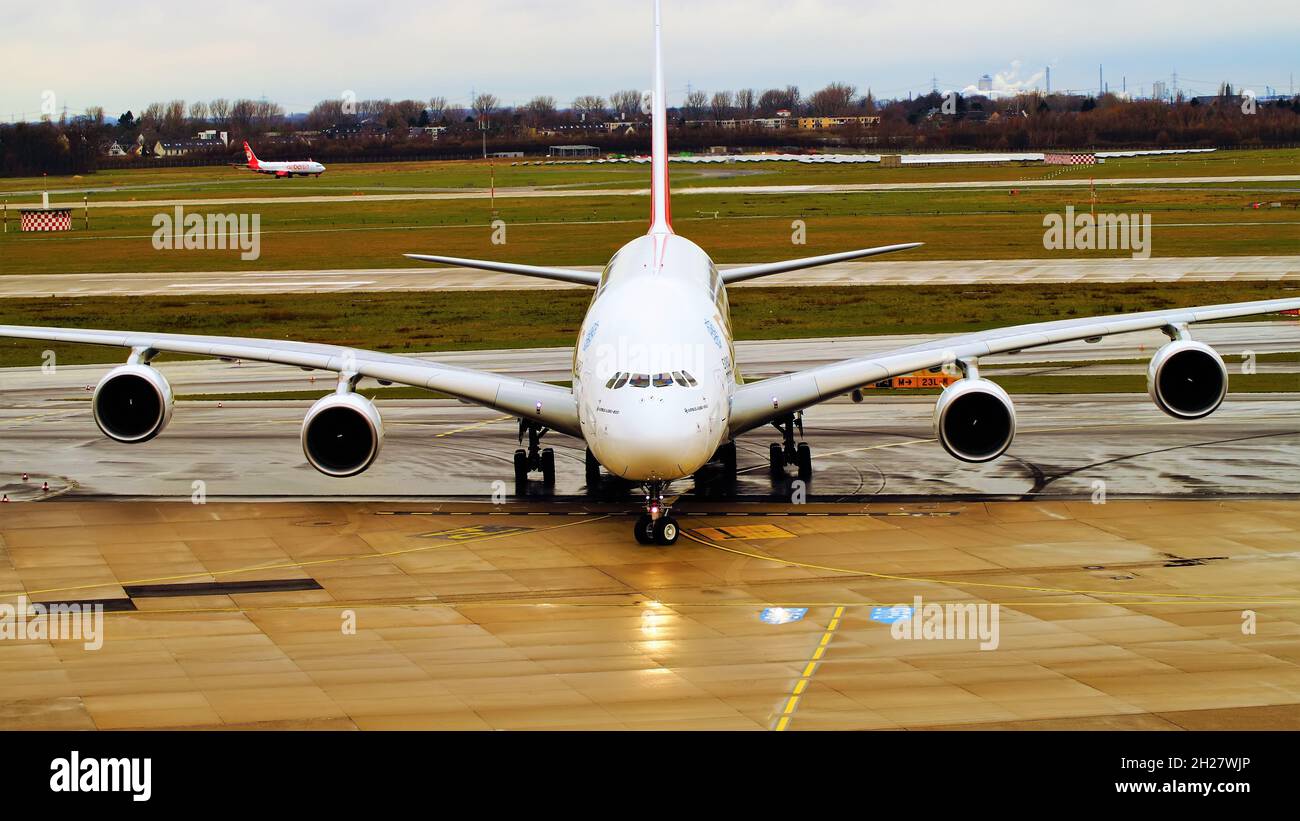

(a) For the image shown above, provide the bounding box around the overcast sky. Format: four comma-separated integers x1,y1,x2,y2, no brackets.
4,0,1297,121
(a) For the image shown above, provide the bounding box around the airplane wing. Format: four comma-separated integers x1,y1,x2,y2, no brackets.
727,296,1300,436
405,254,601,286
0,325,580,436
720,242,923,285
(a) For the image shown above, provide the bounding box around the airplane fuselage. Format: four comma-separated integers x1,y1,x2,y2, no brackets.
252,160,326,177
574,232,738,481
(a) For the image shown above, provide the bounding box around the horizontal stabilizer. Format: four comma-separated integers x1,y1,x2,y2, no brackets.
720,242,923,285
405,254,600,286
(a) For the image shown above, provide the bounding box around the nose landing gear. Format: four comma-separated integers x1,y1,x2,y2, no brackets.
769,413,812,482
635,481,679,545
514,421,555,491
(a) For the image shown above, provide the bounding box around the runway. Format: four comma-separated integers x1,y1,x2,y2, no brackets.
9,173,1299,209
4,256,1300,297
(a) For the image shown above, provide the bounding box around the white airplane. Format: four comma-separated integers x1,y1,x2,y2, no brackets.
2,0,1298,545
243,141,325,178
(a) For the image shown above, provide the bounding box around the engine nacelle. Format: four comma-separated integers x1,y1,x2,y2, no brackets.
92,364,174,443
301,392,384,477
933,378,1016,463
1147,340,1227,420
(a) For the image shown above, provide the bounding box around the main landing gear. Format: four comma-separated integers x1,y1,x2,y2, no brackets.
585,447,602,489
513,421,555,490
714,440,738,476
692,440,737,498
634,481,679,546
769,413,812,482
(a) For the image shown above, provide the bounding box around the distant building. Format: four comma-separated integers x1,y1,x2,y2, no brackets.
490,151,524,158
796,115,880,130
1152,80,1168,100
152,139,225,157
101,140,128,157
548,144,601,158
324,123,363,139
978,74,993,93
684,117,796,130
194,129,229,146
323,119,387,140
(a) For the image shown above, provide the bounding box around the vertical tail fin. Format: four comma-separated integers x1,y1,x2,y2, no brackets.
648,0,672,235
243,141,259,169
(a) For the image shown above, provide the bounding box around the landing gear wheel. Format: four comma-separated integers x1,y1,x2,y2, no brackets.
720,441,737,475
769,443,784,477
541,448,555,485
513,449,528,490
653,516,679,546
634,514,655,544
796,443,812,482
585,448,601,489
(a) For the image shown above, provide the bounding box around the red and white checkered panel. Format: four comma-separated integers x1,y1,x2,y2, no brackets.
19,209,73,231
1044,153,1097,165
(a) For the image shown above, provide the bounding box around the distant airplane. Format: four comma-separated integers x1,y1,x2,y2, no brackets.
1,0,1297,546
242,141,325,178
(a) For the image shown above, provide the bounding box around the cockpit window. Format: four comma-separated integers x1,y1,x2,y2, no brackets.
609,372,696,389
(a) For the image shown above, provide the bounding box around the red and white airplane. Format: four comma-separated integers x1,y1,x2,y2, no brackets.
243,141,325,178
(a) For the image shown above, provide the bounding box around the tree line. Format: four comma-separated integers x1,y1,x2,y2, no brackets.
3,82,1299,176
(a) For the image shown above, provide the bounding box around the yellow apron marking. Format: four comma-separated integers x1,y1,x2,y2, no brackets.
775,605,846,732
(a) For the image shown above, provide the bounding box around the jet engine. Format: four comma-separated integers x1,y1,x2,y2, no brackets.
933,378,1016,463
92,364,174,443
1147,340,1227,420
301,392,384,477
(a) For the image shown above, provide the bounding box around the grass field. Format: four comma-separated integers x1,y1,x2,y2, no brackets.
2,183,1298,275
1,281,1297,371
1,147,1297,204
2,150,1296,396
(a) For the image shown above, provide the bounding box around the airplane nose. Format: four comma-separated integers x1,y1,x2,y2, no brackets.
592,404,714,480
